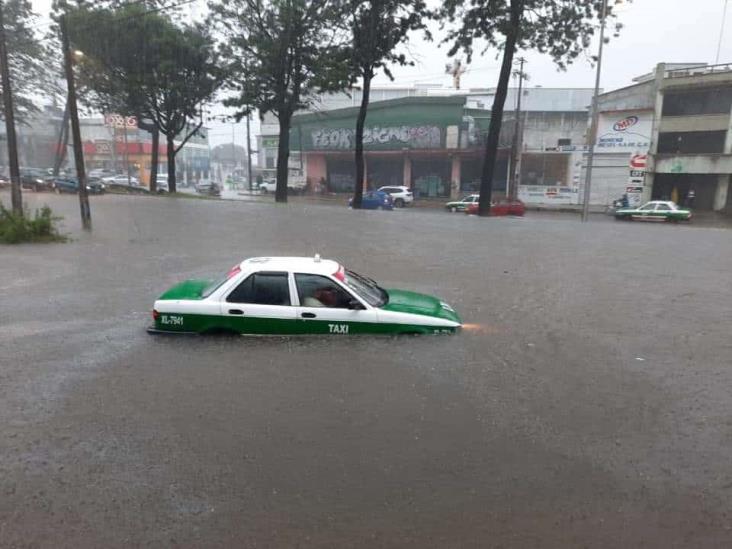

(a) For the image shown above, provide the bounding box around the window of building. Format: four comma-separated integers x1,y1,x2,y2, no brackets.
227,272,291,306
662,87,732,116
295,274,353,309
557,138,572,147
657,131,726,154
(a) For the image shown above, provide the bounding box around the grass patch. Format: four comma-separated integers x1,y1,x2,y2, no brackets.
0,204,67,244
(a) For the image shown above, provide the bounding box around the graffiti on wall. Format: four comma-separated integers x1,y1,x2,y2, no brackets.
311,125,442,150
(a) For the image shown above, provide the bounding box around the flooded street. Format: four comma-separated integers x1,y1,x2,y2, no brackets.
2,193,732,547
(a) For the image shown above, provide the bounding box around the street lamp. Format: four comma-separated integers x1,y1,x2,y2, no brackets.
581,0,613,222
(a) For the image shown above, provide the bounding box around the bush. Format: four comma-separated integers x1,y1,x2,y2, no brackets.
0,204,67,244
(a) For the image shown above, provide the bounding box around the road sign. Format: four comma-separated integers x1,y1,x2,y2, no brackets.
630,154,647,170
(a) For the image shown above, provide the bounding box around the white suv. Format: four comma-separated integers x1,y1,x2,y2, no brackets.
378,186,413,208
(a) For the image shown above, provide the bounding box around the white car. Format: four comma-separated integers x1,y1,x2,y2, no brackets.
378,186,414,207
149,255,462,335
102,175,140,186
258,180,276,193
154,174,169,192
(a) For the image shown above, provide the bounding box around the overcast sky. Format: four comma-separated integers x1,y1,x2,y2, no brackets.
31,0,732,147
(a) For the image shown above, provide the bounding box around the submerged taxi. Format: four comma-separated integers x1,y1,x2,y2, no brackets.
150,256,462,335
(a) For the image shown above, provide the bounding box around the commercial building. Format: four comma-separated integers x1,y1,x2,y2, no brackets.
287,87,593,201
593,62,732,212
80,117,211,187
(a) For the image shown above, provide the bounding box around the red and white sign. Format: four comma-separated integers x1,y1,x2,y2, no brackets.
104,114,138,129
630,154,647,170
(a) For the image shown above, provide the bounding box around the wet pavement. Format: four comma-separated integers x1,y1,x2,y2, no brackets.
2,192,732,548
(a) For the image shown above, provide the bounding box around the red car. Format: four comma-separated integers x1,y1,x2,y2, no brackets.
465,199,526,216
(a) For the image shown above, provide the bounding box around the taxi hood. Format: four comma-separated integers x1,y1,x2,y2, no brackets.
381,289,461,324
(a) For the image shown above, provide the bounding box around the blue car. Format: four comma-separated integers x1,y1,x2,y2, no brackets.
348,190,394,210
52,177,106,194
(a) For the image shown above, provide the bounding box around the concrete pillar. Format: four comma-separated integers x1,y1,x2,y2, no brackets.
402,155,411,188
362,155,368,191
714,175,729,211
450,155,461,199
645,63,666,203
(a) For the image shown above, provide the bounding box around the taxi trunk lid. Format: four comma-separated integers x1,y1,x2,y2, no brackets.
158,279,211,301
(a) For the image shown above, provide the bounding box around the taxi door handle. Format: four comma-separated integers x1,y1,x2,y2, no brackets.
301,312,317,319
229,309,244,315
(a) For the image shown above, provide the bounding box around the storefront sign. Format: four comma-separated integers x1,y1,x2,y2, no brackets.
104,114,138,129
596,111,652,151
310,125,442,150
518,185,578,205
262,137,279,148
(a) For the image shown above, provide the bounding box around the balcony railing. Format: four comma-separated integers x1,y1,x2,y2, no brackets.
666,63,732,79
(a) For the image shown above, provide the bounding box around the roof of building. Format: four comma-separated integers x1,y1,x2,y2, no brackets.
292,95,467,123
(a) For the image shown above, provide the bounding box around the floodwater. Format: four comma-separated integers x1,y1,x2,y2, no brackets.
2,192,732,547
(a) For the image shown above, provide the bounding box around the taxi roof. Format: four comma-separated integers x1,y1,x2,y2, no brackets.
239,256,341,276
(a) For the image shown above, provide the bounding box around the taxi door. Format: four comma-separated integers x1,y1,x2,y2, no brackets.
293,273,378,334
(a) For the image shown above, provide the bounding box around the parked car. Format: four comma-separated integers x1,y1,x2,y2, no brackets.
88,168,115,179
102,174,141,186
614,200,692,222
378,186,413,208
20,169,54,192
0,174,9,190
349,190,394,210
195,180,221,196
154,174,169,193
52,177,106,194
445,194,479,212
258,179,276,193
149,255,461,335
465,198,525,216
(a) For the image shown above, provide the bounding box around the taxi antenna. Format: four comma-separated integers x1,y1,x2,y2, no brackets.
314,253,321,262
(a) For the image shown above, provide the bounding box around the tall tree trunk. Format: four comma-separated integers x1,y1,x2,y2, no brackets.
166,134,176,193
478,0,523,216
149,126,159,193
352,68,373,209
275,112,291,203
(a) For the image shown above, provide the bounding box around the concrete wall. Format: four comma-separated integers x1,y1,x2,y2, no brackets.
521,112,587,151
654,154,732,174
598,81,656,112
659,114,729,133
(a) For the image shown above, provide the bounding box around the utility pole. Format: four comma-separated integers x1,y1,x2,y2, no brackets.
52,102,70,177
581,0,608,222
508,57,526,200
246,111,253,191
61,14,91,230
0,0,22,215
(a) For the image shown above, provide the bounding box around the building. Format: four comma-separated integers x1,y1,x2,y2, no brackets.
287,88,594,201
594,62,732,212
256,85,444,182
79,117,211,187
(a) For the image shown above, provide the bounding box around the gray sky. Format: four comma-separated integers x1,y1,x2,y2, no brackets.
31,0,732,147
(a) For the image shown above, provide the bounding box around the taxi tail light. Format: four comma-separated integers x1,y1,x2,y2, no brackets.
152,309,160,321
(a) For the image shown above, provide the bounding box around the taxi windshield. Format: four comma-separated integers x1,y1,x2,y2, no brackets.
342,270,388,307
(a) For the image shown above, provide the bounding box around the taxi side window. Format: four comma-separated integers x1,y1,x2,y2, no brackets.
227,272,291,305
295,274,353,309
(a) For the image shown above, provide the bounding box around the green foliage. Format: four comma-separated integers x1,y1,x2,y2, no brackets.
439,0,620,69
209,0,351,201
64,3,223,191
349,0,427,80
209,0,350,120
0,204,67,244
0,0,51,122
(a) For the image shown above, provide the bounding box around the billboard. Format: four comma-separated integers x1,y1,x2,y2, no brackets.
596,111,652,152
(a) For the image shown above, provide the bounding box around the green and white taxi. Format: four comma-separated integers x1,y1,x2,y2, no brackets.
615,201,692,222
150,256,462,335
445,194,479,212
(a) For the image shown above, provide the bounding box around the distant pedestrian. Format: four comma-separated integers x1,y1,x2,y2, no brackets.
686,188,696,208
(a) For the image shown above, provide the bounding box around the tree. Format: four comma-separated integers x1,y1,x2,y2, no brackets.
439,0,622,216
209,0,350,203
347,0,426,209
0,0,50,123
64,3,222,192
